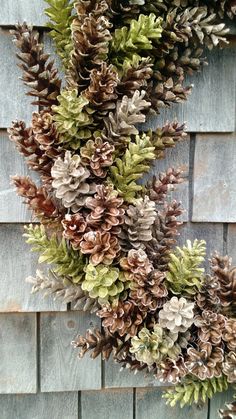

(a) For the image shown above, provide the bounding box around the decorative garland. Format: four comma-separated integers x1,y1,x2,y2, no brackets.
8,0,236,413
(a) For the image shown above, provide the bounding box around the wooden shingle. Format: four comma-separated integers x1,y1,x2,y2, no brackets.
81,389,133,419
0,0,46,27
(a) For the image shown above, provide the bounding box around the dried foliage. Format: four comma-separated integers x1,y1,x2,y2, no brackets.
9,0,236,412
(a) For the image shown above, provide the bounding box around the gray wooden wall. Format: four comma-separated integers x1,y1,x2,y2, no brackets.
0,2,235,418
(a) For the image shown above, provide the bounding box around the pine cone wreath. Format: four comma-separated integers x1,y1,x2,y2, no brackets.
8,0,236,412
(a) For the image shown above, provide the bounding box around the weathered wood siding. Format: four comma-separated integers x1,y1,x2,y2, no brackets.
0,2,235,418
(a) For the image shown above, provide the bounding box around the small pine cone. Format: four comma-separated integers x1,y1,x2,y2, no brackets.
145,201,183,270
80,136,114,177
219,400,236,419
223,352,236,383
117,56,153,96
120,249,153,281
8,120,38,156
211,254,236,316
51,151,96,212
97,300,144,337
62,213,87,249
194,310,226,346
85,185,125,233
156,356,188,384
12,175,59,221
148,75,192,111
72,328,117,360
185,342,224,380
222,319,236,351
69,13,112,90
123,196,157,248
11,23,61,107
159,297,194,333
147,122,187,160
130,269,168,312
80,230,120,265
195,274,221,311
84,62,118,114
148,167,185,204
31,111,58,150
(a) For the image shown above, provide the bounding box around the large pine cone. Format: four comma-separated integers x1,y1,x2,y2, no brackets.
194,310,226,345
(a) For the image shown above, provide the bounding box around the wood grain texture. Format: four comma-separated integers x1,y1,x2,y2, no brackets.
0,131,34,222
104,358,164,388
146,43,236,132
0,30,34,128
136,388,208,419
192,134,236,222
40,312,101,392
0,392,78,419
81,388,133,419
0,224,66,312
176,222,224,271
227,224,236,263
149,137,189,222
209,389,235,419
0,313,36,393
0,0,46,26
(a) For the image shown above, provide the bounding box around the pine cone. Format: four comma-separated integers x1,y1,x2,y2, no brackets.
222,319,236,351
185,343,224,380
156,356,188,384
120,249,153,281
97,300,144,337
219,399,236,419
195,274,221,311
80,136,115,177
223,352,236,383
147,121,187,160
84,62,118,114
31,110,58,150
159,296,194,333
117,56,153,96
72,327,117,360
27,269,99,312
130,323,180,366
12,175,59,221
82,264,127,302
85,185,125,233
62,213,87,249
104,90,151,145
51,151,96,212
11,23,61,107
145,200,183,270
52,89,94,149
68,12,112,89
211,254,236,316
122,196,157,248
148,167,185,203
80,231,120,265
194,310,226,345
130,269,168,312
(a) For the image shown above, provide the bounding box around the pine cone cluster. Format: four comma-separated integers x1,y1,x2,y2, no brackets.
9,0,236,412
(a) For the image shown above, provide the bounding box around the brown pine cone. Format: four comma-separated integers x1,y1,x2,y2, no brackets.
117,57,153,97
84,62,118,114
130,269,168,312
120,249,153,281
211,254,236,316
222,319,236,351
31,111,58,150
80,230,120,265
85,185,124,233
219,399,236,419
12,175,59,221
72,327,117,360
194,310,226,345
97,300,144,338
223,351,236,383
185,343,224,380
62,213,87,248
148,167,185,203
195,274,221,311
156,356,187,384
80,136,114,178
